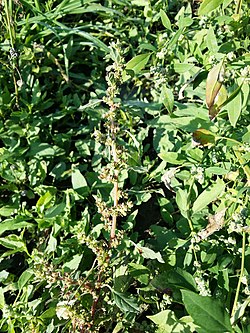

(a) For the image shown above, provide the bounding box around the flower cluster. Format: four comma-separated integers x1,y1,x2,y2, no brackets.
190,165,204,184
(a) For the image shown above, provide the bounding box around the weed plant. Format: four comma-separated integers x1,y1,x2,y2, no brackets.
0,0,249,332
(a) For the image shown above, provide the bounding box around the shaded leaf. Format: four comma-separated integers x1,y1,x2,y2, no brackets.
111,289,140,313
71,168,89,197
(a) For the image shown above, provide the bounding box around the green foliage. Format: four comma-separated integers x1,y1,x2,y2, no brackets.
0,0,249,332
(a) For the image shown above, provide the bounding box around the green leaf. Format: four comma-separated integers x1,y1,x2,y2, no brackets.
18,269,34,290
71,168,89,197
111,289,140,313
198,0,224,15
0,219,33,236
192,179,225,213
63,254,83,271
136,245,165,263
0,287,5,310
126,53,151,74
128,263,150,285
226,86,242,127
158,152,185,164
160,86,174,113
0,235,28,253
176,189,188,213
160,9,172,31
206,26,218,54
151,268,197,292
45,202,66,218
181,290,232,333
40,307,56,319
36,191,55,209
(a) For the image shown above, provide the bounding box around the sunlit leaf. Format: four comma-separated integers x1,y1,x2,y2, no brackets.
198,0,224,15
126,53,151,74
181,290,232,332
192,179,225,213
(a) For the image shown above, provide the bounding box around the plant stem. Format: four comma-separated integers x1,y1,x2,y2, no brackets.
235,0,243,15
110,117,119,240
231,231,246,321
233,148,250,186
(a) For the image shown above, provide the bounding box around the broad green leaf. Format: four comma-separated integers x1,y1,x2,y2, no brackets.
131,0,148,5
226,85,242,127
36,191,55,209
181,290,232,333
158,152,185,164
198,0,224,15
128,263,150,285
206,26,218,54
192,179,225,213
148,310,197,333
111,289,140,313
160,86,174,113
205,167,229,176
126,53,151,74
45,202,66,218
147,310,181,332
176,189,188,213
136,245,165,263
71,168,89,197
40,307,56,319
113,322,124,333
151,268,197,292
18,269,34,290
63,254,83,271
46,234,57,253
160,9,172,31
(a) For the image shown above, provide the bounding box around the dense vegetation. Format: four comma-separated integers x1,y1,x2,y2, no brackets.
0,0,249,332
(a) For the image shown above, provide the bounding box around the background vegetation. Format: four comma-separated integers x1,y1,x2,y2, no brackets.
0,0,249,332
